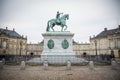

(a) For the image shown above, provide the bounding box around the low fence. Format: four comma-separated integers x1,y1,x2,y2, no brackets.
0,54,114,65
0,55,41,64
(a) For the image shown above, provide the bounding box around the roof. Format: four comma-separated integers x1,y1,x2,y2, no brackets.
73,40,79,45
93,25,120,39
95,29,116,38
0,28,23,38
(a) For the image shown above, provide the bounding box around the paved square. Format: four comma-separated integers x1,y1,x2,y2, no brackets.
0,65,120,80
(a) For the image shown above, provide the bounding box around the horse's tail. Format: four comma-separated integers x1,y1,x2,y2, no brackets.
46,21,50,31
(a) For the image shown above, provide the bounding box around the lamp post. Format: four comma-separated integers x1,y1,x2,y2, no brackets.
25,47,27,61
94,40,97,56
19,39,22,56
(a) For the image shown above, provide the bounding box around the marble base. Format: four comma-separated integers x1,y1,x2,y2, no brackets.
41,31,76,63
27,56,88,64
41,31,75,56
27,31,88,64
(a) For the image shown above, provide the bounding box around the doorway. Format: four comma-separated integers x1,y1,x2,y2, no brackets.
111,50,115,59
83,52,87,57
118,50,120,58
30,52,34,56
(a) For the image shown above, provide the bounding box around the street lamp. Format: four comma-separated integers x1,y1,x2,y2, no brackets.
94,39,97,56
19,39,22,56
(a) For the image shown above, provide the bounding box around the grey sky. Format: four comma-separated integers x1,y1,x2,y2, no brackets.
0,0,120,43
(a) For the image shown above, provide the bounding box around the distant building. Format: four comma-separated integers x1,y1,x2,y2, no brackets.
26,41,43,55
73,40,90,56
26,40,90,56
0,27,27,55
90,25,120,57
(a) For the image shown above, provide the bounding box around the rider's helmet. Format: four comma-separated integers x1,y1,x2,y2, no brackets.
57,11,59,14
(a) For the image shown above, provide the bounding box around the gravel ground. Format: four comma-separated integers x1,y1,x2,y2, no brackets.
0,65,120,80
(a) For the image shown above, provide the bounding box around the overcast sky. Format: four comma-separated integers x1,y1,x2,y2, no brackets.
0,0,120,43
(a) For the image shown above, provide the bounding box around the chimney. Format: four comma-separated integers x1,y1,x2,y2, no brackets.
22,35,24,38
119,25,120,30
13,28,15,31
104,28,107,31
6,27,8,30
89,36,91,39
25,36,27,39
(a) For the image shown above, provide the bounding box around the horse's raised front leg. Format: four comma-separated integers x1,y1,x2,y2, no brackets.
52,28,55,31
64,25,67,31
51,25,55,31
61,27,63,31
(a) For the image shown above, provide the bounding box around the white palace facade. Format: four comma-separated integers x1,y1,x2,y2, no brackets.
89,25,120,57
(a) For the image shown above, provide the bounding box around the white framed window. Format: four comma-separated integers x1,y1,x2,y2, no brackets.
9,44,12,49
118,39,120,48
14,45,16,49
3,41,6,49
110,40,115,49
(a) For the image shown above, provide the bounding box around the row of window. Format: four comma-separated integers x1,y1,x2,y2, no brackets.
110,40,120,49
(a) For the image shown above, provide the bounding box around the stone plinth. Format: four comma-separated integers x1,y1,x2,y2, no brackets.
41,31,75,64
42,31,74,55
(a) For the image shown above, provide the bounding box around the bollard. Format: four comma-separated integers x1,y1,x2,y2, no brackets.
111,60,118,70
43,60,48,70
89,61,94,70
0,61,3,69
2,58,5,65
20,61,25,70
66,60,71,70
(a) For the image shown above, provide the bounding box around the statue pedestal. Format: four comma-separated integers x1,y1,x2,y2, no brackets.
41,31,76,64
27,31,88,64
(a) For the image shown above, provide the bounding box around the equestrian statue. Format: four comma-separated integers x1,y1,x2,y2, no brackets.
46,11,69,32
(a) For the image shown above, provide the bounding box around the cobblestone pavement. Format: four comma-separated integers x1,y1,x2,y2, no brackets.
0,65,120,80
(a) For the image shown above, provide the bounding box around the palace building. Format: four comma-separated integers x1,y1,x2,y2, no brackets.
26,41,43,55
0,27,27,55
73,40,90,56
90,25,120,58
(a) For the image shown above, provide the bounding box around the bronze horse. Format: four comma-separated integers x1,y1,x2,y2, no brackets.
46,14,69,32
